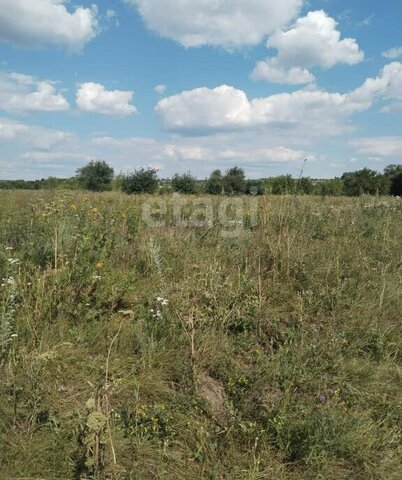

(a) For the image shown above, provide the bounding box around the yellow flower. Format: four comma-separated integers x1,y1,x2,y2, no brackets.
96,261,104,269
70,204,77,210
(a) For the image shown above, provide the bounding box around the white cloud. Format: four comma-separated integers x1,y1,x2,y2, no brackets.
76,82,137,116
252,10,364,84
0,117,72,149
382,47,402,60
251,60,315,85
163,144,308,164
349,137,402,158
351,62,402,110
157,63,402,134
0,71,70,113
154,84,167,94
155,84,369,135
0,0,99,51
126,0,303,48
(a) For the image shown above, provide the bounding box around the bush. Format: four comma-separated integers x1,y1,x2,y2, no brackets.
76,160,114,192
223,167,246,195
171,172,197,194
205,170,223,195
265,175,296,195
315,178,344,196
120,168,159,194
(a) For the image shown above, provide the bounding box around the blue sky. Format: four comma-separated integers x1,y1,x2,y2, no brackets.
0,0,402,179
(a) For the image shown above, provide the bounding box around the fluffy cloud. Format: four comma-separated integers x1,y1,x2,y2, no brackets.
0,72,69,113
251,60,315,85
252,10,364,84
127,0,303,48
76,83,137,116
349,137,402,158
155,84,368,135
0,117,71,149
382,47,402,60
157,63,402,134
0,0,99,51
351,62,402,111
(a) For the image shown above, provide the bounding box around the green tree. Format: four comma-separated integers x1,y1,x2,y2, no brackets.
223,167,246,195
342,168,390,196
120,168,159,194
171,172,197,194
315,178,344,196
76,160,114,192
266,175,296,195
384,164,402,196
205,169,223,195
297,177,314,195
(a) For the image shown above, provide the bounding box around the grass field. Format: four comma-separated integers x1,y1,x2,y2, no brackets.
0,190,401,479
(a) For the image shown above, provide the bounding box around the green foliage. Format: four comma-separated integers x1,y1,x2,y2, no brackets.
205,169,224,195
120,167,159,194
171,171,197,194
223,166,246,195
265,174,296,194
384,164,402,196
76,160,114,192
342,168,390,196
315,178,344,196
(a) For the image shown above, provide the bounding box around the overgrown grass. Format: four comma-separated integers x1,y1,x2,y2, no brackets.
0,191,401,479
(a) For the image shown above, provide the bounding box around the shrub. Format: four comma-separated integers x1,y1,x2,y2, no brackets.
76,160,114,192
223,167,246,195
171,172,197,194
205,170,223,195
120,168,159,194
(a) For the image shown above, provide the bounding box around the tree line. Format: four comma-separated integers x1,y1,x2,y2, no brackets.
1,161,401,197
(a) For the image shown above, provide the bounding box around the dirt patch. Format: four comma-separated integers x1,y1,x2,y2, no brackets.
197,372,229,426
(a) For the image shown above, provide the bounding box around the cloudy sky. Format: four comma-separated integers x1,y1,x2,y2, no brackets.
0,0,402,180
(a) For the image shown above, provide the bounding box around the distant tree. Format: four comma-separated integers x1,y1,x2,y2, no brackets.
297,177,314,195
120,168,159,194
245,179,264,195
171,172,197,194
342,168,390,196
76,160,114,192
205,169,223,195
267,175,296,195
384,164,402,196
223,167,246,195
315,178,344,196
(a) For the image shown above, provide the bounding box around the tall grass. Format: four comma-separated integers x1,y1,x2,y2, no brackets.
0,190,401,479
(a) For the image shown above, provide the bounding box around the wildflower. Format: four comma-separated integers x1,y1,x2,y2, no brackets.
156,296,169,306
319,394,326,403
96,261,104,269
92,275,101,281
5,247,13,251
70,204,77,210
